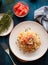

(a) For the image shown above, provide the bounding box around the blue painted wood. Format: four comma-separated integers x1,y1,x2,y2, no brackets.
0,45,13,65
0,0,48,65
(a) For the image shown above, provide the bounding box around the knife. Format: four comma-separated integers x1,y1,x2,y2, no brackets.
1,43,16,65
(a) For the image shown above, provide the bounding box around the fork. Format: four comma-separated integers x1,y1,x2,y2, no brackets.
1,43,16,65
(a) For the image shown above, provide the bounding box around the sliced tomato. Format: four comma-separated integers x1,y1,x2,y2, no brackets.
16,9,21,15
13,2,22,12
21,11,26,16
17,11,22,16
18,8,27,16
15,2,22,9
18,4,24,10
13,2,29,17
25,9,28,13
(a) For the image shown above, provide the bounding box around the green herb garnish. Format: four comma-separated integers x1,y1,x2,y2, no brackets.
0,14,11,34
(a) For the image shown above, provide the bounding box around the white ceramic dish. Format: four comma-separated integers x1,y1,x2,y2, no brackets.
9,21,48,61
0,14,14,36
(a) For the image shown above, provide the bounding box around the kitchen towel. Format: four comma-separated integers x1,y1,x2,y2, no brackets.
34,6,48,32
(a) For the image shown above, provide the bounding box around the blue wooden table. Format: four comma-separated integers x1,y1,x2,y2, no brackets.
0,0,48,65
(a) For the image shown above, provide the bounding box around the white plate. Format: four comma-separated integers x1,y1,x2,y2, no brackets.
0,14,14,36
9,21,48,61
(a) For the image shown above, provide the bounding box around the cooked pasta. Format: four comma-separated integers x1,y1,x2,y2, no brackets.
17,30,41,52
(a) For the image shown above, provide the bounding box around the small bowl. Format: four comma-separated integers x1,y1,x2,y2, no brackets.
13,1,29,17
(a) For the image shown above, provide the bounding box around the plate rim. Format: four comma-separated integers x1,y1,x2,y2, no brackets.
9,21,48,61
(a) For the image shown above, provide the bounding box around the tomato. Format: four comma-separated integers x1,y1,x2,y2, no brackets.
13,2,29,17
16,9,21,15
23,37,28,43
21,11,26,16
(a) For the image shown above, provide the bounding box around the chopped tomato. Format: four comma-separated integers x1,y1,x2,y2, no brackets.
23,37,28,43
14,2,22,9
16,9,21,15
23,6,29,12
13,3,21,12
21,11,26,16
13,2,29,17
